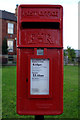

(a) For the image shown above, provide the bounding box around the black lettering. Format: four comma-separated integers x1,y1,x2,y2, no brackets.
37,74,44,77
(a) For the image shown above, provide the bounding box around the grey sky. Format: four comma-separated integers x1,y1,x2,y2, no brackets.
0,0,79,49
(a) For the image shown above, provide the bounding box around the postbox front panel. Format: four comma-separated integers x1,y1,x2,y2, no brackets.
17,5,63,115
17,48,63,115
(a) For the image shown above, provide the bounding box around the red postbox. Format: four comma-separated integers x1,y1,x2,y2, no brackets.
17,5,63,115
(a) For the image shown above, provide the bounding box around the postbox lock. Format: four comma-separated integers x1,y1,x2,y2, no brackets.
26,78,28,82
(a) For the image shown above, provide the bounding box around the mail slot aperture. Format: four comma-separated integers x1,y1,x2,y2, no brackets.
21,22,60,29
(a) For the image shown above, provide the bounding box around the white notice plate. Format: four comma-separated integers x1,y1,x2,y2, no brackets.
30,59,49,95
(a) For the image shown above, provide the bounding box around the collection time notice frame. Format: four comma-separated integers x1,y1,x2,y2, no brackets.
28,55,52,98
30,59,49,95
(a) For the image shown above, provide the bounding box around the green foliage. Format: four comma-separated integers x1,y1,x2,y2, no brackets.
2,66,78,118
64,50,67,56
66,46,76,63
2,38,8,55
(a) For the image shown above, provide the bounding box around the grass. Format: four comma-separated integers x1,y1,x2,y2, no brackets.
2,65,78,119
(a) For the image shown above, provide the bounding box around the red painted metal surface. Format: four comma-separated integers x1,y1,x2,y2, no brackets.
17,4,63,115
